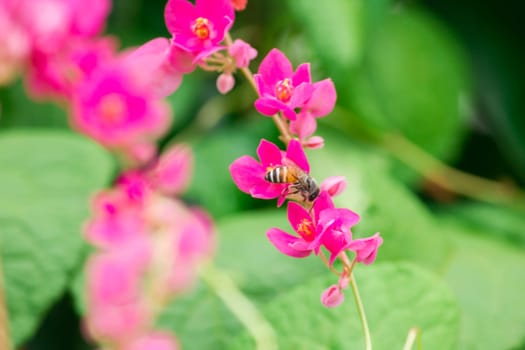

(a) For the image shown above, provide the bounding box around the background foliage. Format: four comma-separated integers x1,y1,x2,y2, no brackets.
0,0,524,349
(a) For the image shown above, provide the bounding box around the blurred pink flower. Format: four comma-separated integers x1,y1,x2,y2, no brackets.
86,249,151,342
70,60,171,150
228,39,257,68
254,48,314,120
164,0,234,61
126,332,179,350
0,3,30,85
147,143,194,196
124,37,195,97
348,232,383,264
26,37,117,100
229,139,309,205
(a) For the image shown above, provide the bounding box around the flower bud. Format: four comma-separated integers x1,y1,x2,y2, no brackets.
216,73,235,94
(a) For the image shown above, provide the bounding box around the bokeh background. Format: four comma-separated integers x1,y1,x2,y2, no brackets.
1,0,524,349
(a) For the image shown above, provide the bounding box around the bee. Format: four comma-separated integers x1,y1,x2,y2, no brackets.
265,164,320,202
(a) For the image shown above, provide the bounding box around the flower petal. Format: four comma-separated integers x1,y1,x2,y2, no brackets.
266,228,312,258
320,284,344,308
229,155,265,194
257,49,293,87
164,0,196,35
292,63,311,86
257,139,283,167
287,201,313,239
348,232,383,265
285,139,310,173
306,79,337,117
254,97,286,117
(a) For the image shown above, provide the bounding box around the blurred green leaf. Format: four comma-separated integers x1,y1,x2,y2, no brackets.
184,119,278,218
0,81,68,129
342,9,470,183
215,210,326,301
157,280,243,350
227,262,460,349
442,220,525,350
285,0,366,74
0,130,113,345
437,201,525,247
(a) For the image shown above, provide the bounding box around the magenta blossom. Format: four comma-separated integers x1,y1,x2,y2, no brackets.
229,138,310,206
266,191,357,263
71,60,171,151
164,0,234,61
254,48,315,120
266,195,328,258
348,232,383,264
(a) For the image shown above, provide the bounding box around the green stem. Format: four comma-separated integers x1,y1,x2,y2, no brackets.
402,327,421,350
382,133,525,210
349,274,372,350
200,265,277,350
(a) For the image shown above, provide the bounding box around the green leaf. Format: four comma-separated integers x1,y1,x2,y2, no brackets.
286,0,366,74
157,280,243,350
0,130,113,345
215,210,326,301
227,262,460,349
344,9,470,182
442,220,525,350
308,131,452,271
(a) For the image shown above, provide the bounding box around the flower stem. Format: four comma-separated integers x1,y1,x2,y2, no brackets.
382,133,525,211
349,273,373,350
0,251,12,350
402,327,421,350
200,265,278,350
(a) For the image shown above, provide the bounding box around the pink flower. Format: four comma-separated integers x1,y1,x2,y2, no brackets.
254,49,315,120
70,60,171,150
164,0,234,61
289,79,336,141
348,233,383,264
26,37,117,100
228,39,257,68
229,139,310,205
125,332,179,350
266,198,324,258
0,3,30,85
316,206,360,265
147,143,193,196
216,72,235,94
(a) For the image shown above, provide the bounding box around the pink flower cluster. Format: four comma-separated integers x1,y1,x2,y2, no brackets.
0,0,254,164
229,49,383,307
84,144,214,348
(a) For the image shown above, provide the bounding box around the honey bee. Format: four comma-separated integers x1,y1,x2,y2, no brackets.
265,164,320,202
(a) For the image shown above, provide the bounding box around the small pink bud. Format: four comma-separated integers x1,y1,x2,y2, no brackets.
228,39,257,68
338,275,350,289
217,73,235,94
320,176,347,197
321,284,344,308
231,0,248,11
303,136,324,149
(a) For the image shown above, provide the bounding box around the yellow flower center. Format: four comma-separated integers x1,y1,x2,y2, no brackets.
98,93,125,125
275,78,293,102
298,218,313,237
192,17,211,40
